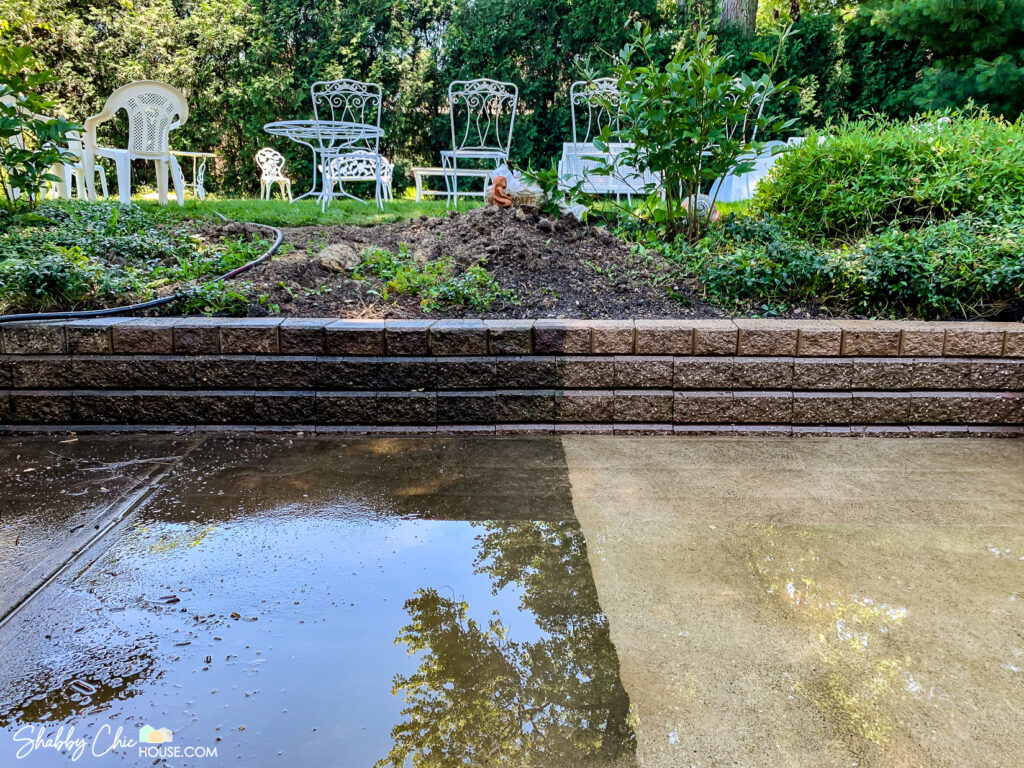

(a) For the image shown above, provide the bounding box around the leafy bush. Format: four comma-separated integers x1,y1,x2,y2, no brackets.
668,209,1024,318
353,245,513,311
753,111,1024,241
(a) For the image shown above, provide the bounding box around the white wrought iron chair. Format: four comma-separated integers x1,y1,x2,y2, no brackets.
82,80,189,205
557,78,658,202
311,79,386,209
256,147,293,201
442,78,518,207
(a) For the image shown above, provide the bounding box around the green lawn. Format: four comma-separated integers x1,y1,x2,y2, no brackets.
138,196,481,227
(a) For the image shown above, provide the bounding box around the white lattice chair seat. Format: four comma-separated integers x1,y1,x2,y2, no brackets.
82,80,189,205
558,142,659,197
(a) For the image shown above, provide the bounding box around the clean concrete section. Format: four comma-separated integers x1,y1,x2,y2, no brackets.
565,437,1024,768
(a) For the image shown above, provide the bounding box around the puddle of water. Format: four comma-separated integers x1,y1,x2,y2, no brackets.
0,436,636,767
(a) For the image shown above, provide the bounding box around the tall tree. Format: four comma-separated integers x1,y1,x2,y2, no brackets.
720,0,759,37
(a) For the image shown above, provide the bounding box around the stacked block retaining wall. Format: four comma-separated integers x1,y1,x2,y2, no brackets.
1,317,1022,436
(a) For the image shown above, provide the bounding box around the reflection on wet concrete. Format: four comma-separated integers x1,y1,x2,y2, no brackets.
0,434,193,616
0,436,635,767
565,437,1024,768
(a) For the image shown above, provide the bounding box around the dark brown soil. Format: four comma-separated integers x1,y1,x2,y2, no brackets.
213,206,728,319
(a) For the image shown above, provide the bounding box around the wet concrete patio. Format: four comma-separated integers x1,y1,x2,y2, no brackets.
0,434,1022,766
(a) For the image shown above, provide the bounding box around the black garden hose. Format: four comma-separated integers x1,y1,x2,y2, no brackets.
0,213,283,323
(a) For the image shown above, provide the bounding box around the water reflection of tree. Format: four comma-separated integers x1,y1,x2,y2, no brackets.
377,521,636,768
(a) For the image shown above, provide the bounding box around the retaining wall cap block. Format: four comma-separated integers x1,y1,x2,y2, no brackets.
3,321,67,354
279,318,330,355
589,320,636,355
430,319,488,356
173,318,223,355
836,320,902,357
1004,324,1024,358
484,319,534,355
635,320,695,355
325,319,386,355
691,320,739,355
112,319,178,355
533,319,592,355
219,317,282,355
795,320,842,357
735,318,800,356
384,319,434,356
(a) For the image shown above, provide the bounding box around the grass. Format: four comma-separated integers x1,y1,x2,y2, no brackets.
137,196,481,227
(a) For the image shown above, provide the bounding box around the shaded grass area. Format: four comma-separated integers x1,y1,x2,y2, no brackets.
138,197,481,227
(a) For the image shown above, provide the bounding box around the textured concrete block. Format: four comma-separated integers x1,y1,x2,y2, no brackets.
495,390,555,422
533,320,592,354
635,320,694,355
898,322,946,357
485,320,534,355
969,392,1024,425
793,392,853,424
673,358,733,389
249,357,318,390
908,392,974,424
377,392,437,424
436,357,496,390
376,358,437,391
590,321,635,354
114,319,178,355
692,320,738,355
613,357,673,388
252,391,317,424
558,358,614,388
279,318,329,355
173,318,222,355
969,360,1024,391
673,391,733,423
1005,325,1024,358
132,356,199,389
0,358,11,389
193,356,257,389
613,390,673,422
838,320,901,357
554,390,614,422
11,356,77,388
193,391,257,423
851,359,914,390
911,359,972,390
430,320,488,356
943,324,1008,357
731,391,793,423
731,357,793,389
71,357,134,389
65,318,128,354
316,392,377,424
4,322,67,354
792,358,852,390
10,390,74,423
735,319,799,356
851,392,912,424
317,357,379,390
495,357,558,388
796,322,842,357
384,319,433,356
73,390,140,424
325,320,386,355
437,391,496,423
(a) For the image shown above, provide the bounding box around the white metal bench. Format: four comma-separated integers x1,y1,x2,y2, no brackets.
412,166,492,201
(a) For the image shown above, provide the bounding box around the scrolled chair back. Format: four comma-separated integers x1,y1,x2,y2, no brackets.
256,147,287,179
569,78,620,144
310,79,382,153
447,78,519,154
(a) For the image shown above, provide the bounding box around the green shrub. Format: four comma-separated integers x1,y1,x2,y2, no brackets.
670,210,1024,318
753,111,1024,241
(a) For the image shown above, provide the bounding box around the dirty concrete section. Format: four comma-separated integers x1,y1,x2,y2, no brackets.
0,435,635,767
564,437,1024,768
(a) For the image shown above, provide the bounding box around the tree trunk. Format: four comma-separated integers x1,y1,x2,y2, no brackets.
720,0,758,37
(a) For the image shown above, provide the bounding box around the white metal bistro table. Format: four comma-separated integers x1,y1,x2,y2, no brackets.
263,120,385,203
170,151,217,200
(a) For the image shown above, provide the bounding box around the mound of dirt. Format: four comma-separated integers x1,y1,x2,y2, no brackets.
242,205,723,319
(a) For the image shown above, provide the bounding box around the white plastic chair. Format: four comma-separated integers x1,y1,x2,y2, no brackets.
256,147,293,201
442,78,518,206
82,80,189,205
311,79,385,209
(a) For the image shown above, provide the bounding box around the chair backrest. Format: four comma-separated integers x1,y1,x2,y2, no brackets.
256,147,287,179
447,78,518,154
569,78,619,144
88,81,188,158
310,79,382,153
